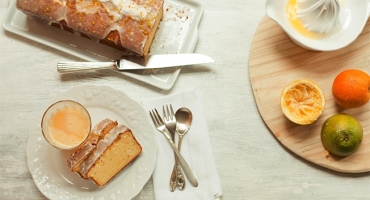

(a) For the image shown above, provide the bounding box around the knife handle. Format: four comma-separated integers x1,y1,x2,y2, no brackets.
57,61,117,73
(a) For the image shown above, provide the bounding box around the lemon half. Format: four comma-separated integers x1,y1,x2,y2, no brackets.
280,79,326,125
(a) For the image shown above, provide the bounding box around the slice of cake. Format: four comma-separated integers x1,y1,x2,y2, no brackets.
67,119,118,174
15,0,164,56
78,124,142,187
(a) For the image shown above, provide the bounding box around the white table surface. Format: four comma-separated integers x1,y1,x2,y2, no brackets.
0,0,369,199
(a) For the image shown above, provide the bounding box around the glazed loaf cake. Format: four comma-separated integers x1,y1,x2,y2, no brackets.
16,0,164,56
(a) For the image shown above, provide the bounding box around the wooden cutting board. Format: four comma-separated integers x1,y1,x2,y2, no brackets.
249,16,370,173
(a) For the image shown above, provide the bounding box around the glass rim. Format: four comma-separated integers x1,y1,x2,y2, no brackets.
41,100,92,150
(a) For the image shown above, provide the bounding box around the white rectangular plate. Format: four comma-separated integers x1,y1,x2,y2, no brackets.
3,0,204,90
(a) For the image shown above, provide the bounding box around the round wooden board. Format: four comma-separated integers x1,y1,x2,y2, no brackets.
249,16,370,173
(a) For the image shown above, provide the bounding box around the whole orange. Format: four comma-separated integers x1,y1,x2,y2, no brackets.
332,69,370,108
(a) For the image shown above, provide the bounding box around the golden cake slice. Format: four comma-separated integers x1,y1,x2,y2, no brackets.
78,124,142,187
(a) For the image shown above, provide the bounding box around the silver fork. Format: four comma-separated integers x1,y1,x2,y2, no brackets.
149,108,198,187
163,105,178,192
163,105,185,191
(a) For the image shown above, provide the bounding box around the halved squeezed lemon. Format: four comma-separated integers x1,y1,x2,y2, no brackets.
280,79,326,125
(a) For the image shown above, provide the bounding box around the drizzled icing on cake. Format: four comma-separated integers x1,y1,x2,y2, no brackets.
90,118,115,144
79,124,129,177
67,142,94,170
100,0,152,19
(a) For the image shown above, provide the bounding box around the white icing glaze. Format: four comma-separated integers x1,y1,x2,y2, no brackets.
98,0,152,20
67,141,94,170
91,119,113,135
79,124,129,178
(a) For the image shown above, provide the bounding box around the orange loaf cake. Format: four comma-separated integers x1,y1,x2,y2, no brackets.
67,119,118,173
15,0,164,56
77,123,142,187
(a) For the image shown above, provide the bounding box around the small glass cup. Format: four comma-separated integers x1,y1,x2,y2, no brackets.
41,100,91,150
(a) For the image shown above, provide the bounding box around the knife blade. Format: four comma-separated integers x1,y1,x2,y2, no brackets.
57,53,214,74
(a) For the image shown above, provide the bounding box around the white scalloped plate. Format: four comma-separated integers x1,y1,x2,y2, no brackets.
3,0,204,90
26,85,157,199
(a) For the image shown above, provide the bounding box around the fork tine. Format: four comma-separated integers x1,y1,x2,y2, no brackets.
150,109,161,126
149,110,158,127
163,105,167,120
166,105,171,120
169,104,174,118
154,108,164,125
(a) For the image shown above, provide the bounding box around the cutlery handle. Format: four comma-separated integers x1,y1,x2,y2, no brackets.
172,135,185,190
169,163,177,192
170,133,178,192
167,138,198,187
57,61,117,73
175,161,186,190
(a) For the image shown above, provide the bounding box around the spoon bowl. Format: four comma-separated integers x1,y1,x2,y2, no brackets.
175,107,193,137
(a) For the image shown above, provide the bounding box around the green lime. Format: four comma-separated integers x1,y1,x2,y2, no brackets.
320,113,363,157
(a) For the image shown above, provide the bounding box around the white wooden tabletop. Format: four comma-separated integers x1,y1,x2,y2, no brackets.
0,0,369,199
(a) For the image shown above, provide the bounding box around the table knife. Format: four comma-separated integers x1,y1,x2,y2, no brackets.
57,53,214,73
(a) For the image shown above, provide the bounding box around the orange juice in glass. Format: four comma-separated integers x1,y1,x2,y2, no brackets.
41,100,91,150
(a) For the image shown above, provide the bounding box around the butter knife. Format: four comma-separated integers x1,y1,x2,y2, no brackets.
57,53,214,73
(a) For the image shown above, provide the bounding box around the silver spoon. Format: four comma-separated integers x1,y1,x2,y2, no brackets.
174,107,194,188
